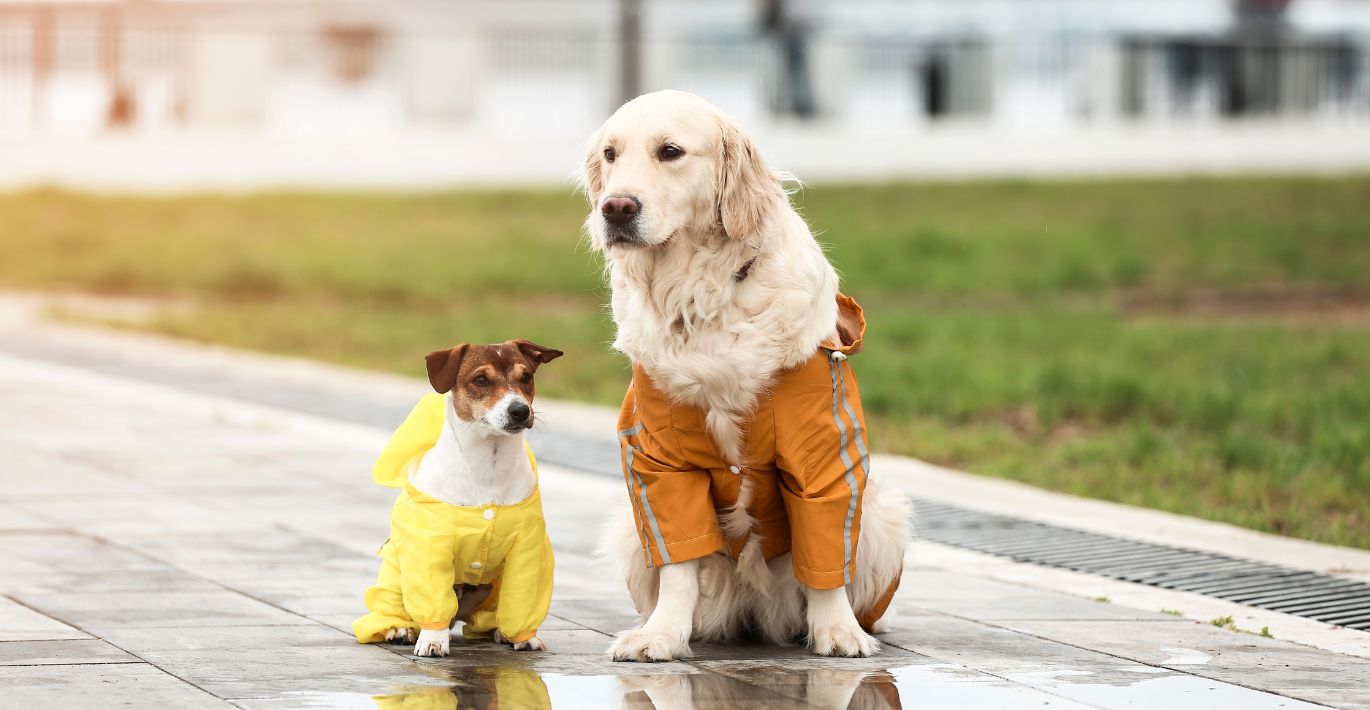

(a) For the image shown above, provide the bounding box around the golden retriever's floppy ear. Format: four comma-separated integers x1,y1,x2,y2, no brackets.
717,116,783,239
425,344,470,394
580,129,605,204
511,339,563,369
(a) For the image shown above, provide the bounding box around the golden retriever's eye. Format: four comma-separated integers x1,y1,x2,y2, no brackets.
657,144,684,161
603,147,616,163
473,375,490,387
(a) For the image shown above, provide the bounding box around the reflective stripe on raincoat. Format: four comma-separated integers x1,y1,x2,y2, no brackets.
353,394,554,645
617,294,891,606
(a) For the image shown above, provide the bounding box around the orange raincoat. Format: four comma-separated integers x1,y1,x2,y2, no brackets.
617,294,890,606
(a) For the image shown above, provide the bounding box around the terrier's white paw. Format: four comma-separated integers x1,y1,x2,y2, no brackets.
493,630,547,652
609,627,692,662
809,621,880,658
383,627,416,644
513,636,546,652
413,629,450,657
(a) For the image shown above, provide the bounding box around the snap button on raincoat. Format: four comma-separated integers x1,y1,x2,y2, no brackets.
353,394,554,645
618,294,892,612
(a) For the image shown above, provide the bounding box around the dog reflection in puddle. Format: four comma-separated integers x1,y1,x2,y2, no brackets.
617,668,901,710
369,667,901,709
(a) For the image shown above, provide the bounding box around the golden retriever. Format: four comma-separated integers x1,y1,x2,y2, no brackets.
582,90,911,660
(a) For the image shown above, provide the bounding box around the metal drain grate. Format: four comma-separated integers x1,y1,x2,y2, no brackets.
915,499,1370,631
6,331,1368,632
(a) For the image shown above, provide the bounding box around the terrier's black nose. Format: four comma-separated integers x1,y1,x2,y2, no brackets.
601,195,640,225
507,401,530,424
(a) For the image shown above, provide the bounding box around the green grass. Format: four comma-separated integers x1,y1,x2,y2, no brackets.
3,176,1368,548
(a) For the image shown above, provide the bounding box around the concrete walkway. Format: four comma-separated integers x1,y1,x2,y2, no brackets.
2,308,1369,709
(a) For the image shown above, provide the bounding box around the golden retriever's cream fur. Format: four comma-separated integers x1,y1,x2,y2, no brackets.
582,90,910,661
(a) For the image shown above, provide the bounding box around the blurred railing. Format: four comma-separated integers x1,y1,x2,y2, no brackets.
1,1,1367,139
1118,34,1368,120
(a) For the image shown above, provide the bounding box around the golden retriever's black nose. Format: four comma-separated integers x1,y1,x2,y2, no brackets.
601,195,640,225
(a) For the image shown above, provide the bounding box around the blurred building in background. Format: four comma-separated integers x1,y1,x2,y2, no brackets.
3,0,1370,188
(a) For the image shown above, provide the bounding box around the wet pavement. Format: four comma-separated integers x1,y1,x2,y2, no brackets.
2,317,1369,709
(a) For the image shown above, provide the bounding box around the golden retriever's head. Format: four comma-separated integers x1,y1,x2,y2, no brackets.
581,90,784,252
425,340,563,434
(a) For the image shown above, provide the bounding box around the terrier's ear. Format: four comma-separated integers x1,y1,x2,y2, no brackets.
511,340,563,369
425,344,471,394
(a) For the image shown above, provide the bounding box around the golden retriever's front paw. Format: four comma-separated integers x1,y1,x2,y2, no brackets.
413,629,450,657
809,621,880,658
609,627,692,662
383,627,417,644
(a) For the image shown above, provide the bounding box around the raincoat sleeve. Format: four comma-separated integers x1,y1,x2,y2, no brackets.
397,526,460,631
493,515,555,644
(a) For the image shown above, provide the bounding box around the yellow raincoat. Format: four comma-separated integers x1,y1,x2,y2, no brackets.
371,668,551,710
353,394,555,645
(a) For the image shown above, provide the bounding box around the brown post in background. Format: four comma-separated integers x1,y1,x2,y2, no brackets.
618,0,641,108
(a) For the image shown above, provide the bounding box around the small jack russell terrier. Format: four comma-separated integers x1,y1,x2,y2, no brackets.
353,339,562,657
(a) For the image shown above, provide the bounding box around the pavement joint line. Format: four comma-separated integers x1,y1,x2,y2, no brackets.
3,521,460,699
545,613,613,635
80,623,331,630
0,661,151,667
0,589,232,701
15,523,430,665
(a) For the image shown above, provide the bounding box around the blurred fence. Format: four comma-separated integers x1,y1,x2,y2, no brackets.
2,1,1369,140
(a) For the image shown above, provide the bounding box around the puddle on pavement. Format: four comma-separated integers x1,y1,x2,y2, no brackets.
273,662,1320,709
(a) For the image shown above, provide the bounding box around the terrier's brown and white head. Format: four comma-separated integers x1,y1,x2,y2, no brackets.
425,340,563,434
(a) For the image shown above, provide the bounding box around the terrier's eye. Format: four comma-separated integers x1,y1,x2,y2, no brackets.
521,372,533,384
657,144,684,161
473,375,490,386
603,147,617,163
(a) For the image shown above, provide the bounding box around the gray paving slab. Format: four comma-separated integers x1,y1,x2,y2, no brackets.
0,568,224,595
897,569,1184,621
1004,619,1370,691
0,531,171,581
1272,689,1370,710
94,624,452,699
0,596,90,641
22,493,255,536
11,589,309,630
548,598,646,638
883,612,1194,681
0,663,236,709
0,451,135,498
884,615,1329,709
0,638,140,666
